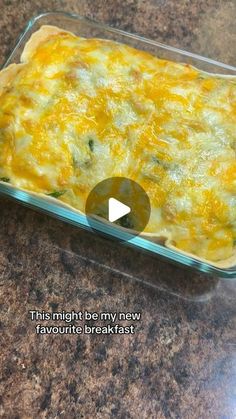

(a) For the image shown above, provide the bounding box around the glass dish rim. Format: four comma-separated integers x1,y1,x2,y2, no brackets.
0,11,236,279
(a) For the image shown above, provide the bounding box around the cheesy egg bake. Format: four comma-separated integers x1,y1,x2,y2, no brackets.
0,25,235,266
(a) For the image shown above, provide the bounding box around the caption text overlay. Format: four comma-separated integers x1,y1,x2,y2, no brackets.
29,310,141,335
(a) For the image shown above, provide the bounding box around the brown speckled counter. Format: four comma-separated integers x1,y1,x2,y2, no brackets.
0,1,236,418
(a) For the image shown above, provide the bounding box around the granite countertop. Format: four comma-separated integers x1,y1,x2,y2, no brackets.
0,1,236,418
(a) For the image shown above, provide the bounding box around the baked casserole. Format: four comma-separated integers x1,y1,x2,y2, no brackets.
0,25,235,266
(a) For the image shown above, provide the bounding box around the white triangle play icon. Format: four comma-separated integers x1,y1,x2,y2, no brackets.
108,197,131,223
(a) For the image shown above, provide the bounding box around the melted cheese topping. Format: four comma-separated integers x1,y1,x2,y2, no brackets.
0,29,235,262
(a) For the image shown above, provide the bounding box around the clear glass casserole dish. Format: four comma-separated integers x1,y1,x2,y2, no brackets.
0,11,235,279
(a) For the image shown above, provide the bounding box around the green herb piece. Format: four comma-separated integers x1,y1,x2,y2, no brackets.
72,155,79,169
118,214,134,229
152,156,175,170
0,177,10,182
152,156,162,164
88,138,94,152
46,190,67,198
197,75,205,80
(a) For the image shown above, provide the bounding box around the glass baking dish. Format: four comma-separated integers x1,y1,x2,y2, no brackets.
0,11,236,279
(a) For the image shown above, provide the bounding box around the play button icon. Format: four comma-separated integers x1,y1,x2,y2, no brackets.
108,198,131,223
85,177,151,242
